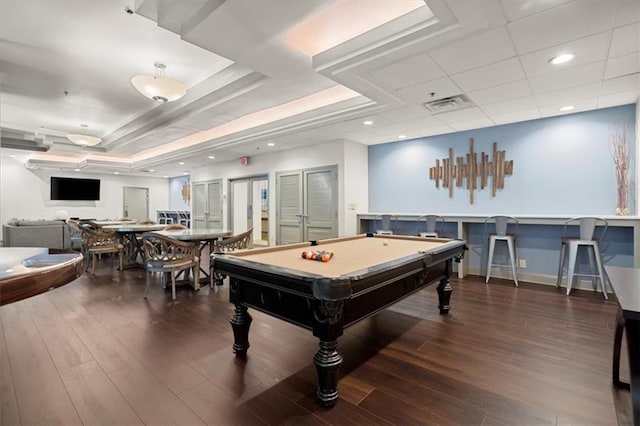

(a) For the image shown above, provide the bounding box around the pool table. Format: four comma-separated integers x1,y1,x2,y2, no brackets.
211,233,466,407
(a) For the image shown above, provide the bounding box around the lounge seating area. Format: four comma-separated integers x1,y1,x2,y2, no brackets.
2,219,71,249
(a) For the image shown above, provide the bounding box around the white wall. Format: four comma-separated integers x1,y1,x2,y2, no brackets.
343,141,368,235
190,140,369,242
0,156,169,226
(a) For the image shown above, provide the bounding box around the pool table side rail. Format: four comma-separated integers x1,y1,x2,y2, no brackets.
212,238,466,301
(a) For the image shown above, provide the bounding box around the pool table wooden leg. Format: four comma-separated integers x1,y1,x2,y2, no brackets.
314,339,342,408
230,304,252,355
437,276,452,314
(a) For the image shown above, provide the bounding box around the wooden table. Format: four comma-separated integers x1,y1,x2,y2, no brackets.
88,219,137,229
212,234,466,407
606,266,640,426
0,247,83,305
152,228,232,289
101,224,166,268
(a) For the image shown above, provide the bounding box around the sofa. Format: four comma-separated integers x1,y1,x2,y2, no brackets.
2,219,71,249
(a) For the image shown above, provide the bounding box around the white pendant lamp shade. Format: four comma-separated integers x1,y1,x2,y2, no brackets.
131,63,186,103
66,125,101,146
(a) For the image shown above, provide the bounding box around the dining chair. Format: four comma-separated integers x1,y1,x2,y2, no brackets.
141,233,199,300
211,227,253,287
164,223,187,230
66,219,84,251
80,226,124,274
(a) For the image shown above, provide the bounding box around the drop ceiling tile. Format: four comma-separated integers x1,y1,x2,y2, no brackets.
433,107,489,125
451,57,525,92
490,108,541,125
500,0,571,22
428,27,516,74
519,31,610,77
369,53,445,90
528,61,604,94
597,90,640,108
605,52,640,79
467,79,532,105
538,98,598,117
534,82,602,107
507,0,616,54
614,0,640,27
395,77,462,104
610,22,640,57
601,73,640,94
376,105,432,122
479,96,538,115
449,117,495,132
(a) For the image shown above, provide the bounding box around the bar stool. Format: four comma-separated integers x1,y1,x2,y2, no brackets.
417,214,444,237
375,214,395,235
556,217,609,299
485,215,519,287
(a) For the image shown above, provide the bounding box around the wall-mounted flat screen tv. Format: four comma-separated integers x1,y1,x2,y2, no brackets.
50,177,101,201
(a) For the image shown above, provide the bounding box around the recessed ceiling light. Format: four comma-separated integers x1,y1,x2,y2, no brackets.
549,53,575,65
74,169,80,172
114,172,119,175
398,135,407,139
178,162,185,165
182,171,189,175
163,175,169,178
208,155,215,159
267,142,275,147
363,120,374,125
560,105,575,112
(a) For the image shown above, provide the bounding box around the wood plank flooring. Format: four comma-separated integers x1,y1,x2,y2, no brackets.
0,259,633,425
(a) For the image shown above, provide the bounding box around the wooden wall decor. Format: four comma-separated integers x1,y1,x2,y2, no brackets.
428,138,514,204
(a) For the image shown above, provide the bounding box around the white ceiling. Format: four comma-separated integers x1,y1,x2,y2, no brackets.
1,0,638,177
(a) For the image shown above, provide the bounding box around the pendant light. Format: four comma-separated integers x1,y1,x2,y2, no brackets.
131,63,186,103
66,124,101,146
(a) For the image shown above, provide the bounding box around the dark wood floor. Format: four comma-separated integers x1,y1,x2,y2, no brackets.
0,259,633,425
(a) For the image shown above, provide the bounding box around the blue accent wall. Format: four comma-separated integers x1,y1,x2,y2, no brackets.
369,105,636,215
368,104,637,278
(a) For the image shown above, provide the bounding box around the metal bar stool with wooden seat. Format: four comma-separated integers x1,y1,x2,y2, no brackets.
556,216,609,299
141,233,199,300
417,214,444,237
485,215,519,287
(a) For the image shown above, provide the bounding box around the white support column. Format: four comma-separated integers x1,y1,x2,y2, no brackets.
636,97,640,215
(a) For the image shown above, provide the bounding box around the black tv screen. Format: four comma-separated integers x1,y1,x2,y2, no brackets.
50,177,101,201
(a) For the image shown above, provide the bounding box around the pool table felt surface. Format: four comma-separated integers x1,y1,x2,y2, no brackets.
224,234,459,278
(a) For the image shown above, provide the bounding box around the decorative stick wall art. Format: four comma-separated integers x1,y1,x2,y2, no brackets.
428,138,513,204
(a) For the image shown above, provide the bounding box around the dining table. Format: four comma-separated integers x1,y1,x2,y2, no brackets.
100,223,166,268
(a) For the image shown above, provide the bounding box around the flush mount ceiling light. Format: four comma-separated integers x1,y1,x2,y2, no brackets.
549,53,575,65
131,63,186,103
65,124,102,146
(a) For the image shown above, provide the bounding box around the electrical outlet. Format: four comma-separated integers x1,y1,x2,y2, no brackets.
518,259,526,268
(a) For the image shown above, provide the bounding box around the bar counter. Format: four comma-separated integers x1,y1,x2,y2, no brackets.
358,213,640,285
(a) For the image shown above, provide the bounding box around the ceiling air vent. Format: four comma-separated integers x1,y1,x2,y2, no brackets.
423,95,475,114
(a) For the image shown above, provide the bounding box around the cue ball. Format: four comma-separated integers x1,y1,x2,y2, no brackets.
382,239,388,246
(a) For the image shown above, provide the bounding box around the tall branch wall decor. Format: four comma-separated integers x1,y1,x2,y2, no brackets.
428,138,513,204
610,125,630,215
